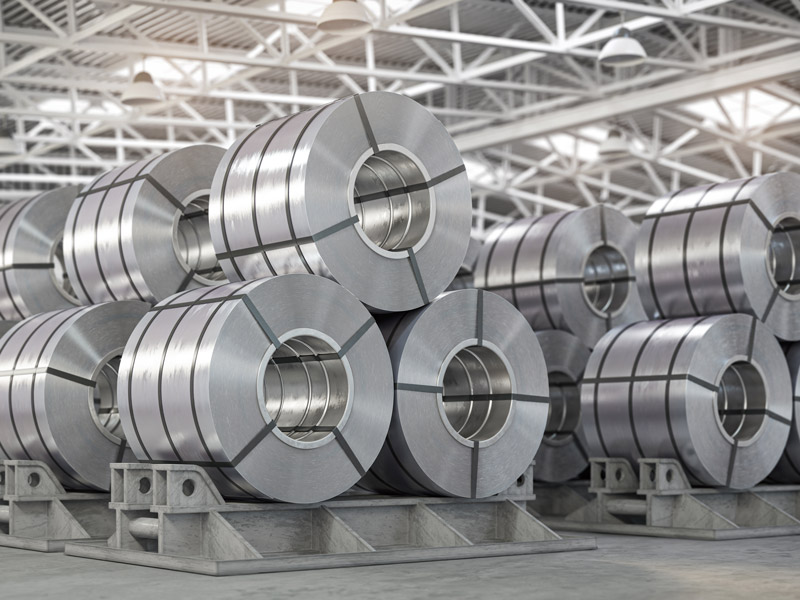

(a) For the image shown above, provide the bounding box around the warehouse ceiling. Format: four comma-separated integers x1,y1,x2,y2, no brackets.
1,0,800,236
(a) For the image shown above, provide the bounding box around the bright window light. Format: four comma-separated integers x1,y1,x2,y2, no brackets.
683,90,800,131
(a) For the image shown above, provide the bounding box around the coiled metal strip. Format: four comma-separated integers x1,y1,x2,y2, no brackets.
209,91,472,313
581,314,791,489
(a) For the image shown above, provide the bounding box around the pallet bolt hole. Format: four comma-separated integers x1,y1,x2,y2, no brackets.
516,474,526,487
138,477,151,494
600,468,606,480
27,472,40,488
666,469,674,483
648,468,656,482
0,471,4,486
182,479,195,497
614,468,623,482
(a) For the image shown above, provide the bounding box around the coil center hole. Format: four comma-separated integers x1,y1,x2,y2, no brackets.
583,245,630,314
91,355,125,442
545,371,580,441
174,193,225,283
768,216,800,296
353,149,431,252
442,345,512,442
264,336,350,443
715,361,767,443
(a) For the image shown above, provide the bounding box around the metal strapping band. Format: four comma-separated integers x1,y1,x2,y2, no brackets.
407,248,429,304
333,426,367,477
337,319,373,358
241,295,282,348
353,164,467,204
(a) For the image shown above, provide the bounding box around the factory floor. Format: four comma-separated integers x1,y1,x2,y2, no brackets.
1,533,798,599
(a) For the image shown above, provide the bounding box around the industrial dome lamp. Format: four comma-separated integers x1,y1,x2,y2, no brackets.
598,127,629,158
599,22,647,68
121,70,164,106
317,0,373,36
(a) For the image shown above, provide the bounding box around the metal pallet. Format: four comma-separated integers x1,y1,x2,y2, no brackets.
64,463,596,576
0,460,114,552
530,457,800,540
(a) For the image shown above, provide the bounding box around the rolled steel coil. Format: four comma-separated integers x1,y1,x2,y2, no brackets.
358,289,549,498
0,302,148,490
581,314,791,489
636,172,800,340
0,320,19,462
0,186,82,319
209,91,472,313
474,205,646,348
770,344,800,482
118,275,393,503
533,330,591,483
64,145,227,305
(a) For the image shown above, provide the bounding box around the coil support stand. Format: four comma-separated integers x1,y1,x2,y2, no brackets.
531,457,800,540
63,463,595,576
0,460,114,552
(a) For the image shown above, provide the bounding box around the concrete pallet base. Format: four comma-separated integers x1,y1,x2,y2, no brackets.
62,463,595,576
0,460,114,553
531,457,800,541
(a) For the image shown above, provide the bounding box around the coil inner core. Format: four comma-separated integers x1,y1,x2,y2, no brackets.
768,216,800,296
91,355,125,442
353,149,431,252
442,345,512,442
264,335,350,444
715,361,767,443
545,371,580,441
583,245,630,314
174,194,225,283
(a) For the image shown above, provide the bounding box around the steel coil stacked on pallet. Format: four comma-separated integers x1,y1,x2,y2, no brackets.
208,91,472,313
0,186,82,319
474,204,646,348
118,275,393,504
64,144,226,305
582,314,791,489
359,289,549,498
636,172,800,340
0,302,148,490
533,330,591,483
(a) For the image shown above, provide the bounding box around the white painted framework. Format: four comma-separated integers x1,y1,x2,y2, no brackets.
0,0,799,236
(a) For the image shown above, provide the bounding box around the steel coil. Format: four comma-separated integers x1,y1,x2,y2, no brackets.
64,145,227,305
581,314,791,489
636,172,800,340
474,205,646,348
770,344,800,482
358,289,549,498
208,91,472,313
534,330,591,483
0,302,148,490
0,186,82,319
118,275,393,503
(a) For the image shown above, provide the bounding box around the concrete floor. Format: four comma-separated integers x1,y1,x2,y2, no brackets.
1,533,798,599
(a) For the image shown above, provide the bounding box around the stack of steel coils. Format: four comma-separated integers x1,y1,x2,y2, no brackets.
473,204,646,482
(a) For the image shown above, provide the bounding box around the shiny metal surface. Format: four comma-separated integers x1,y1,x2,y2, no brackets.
0,302,148,490
636,172,800,341
474,205,646,348
358,289,549,498
209,91,471,313
0,186,82,319
581,315,792,489
770,343,800,482
533,330,591,483
64,145,226,305
118,274,393,503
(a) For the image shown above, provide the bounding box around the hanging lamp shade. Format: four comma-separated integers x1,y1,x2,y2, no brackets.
317,0,373,36
598,127,629,157
121,71,164,106
599,27,647,67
